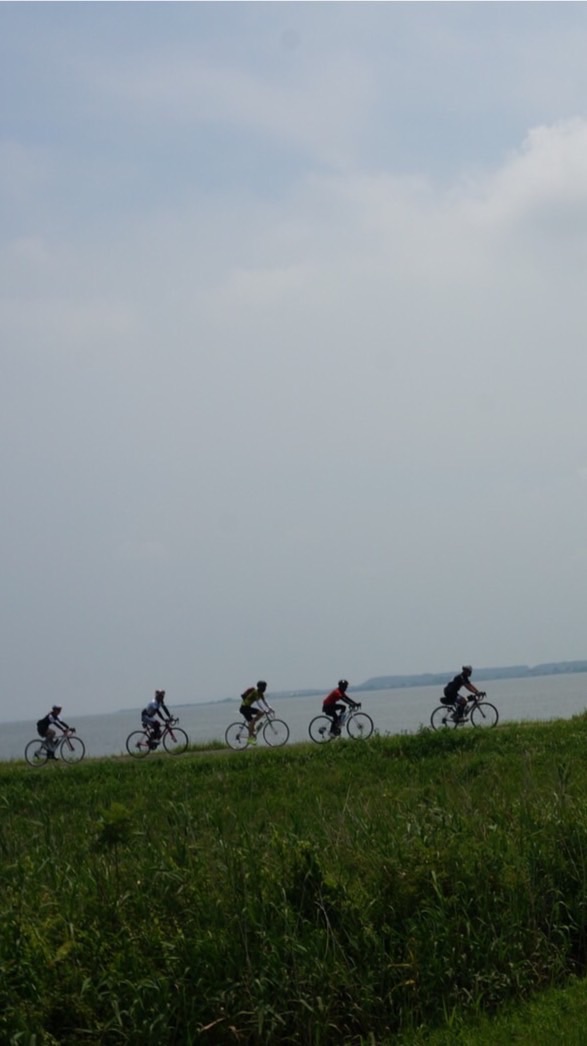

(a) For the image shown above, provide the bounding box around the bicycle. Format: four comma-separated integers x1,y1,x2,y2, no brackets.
125,717,189,758
430,692,499,731
308,704,374,744
25,728,86,767
225,708,289,750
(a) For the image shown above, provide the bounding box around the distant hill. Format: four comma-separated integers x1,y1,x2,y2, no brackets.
355,661,587,692
137,661,587,712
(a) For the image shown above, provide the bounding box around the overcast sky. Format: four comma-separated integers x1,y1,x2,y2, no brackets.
4,3,587,720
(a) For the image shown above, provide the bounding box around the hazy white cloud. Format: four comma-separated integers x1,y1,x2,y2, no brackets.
90,49,374,167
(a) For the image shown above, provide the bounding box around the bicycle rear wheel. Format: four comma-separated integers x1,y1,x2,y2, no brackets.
163,727,189,754
430,705,458,730
308,715,333,744
59,737,85,764
346,712,374,739
225,722,249,750
126,730,151,758
25,739,48,767
263,718,289,747
471,701,499,728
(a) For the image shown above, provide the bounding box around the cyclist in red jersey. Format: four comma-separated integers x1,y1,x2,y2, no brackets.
322,679,360,736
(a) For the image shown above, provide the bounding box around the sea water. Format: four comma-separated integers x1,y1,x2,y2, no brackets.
2,672,587,763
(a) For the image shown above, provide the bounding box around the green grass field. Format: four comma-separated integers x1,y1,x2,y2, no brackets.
4,717,587,1044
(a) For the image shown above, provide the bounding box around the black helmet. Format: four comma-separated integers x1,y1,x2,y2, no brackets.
462,665,472,677
52,705,62,713
155,689,166,700
257,680,267,691
338,679,349,690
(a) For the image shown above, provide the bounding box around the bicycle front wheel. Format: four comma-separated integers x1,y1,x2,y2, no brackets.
263,718,289,747
308,715,333,744
163,727,189,754
430,706,458,731
25,739,48,767
471,702,499,728
225,722,249,751
126,731,151,758
59,737,85,764
347,712,374,739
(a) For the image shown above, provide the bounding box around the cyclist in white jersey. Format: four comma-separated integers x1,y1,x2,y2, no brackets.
141,690,172,747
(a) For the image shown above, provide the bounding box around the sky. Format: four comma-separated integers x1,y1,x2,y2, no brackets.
3,2,587,720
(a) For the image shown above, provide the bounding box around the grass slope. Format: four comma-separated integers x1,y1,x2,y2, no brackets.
3,718,587,1043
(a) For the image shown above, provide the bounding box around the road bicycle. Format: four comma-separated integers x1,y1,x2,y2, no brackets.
225,708,289,750
308,704,374,744
430,692,499,731
125,717,189,758
25,728,86,767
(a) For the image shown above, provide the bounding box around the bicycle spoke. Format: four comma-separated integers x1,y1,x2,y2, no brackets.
225,722,249,750
309,716,333,744
163,727,189,754
263,718,289,747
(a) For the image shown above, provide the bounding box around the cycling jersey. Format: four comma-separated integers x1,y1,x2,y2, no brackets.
37,711,69,736
240,688,264,708
323,688,346,708
443,673,468,701
142,698,170,719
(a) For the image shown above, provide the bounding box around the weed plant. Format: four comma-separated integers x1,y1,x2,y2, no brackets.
3,718,587,1043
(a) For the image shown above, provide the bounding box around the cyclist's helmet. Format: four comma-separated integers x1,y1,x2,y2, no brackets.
338,679,349,691
52,705,62,713
155,689,166,700
257,680,267,692
462,665,472,677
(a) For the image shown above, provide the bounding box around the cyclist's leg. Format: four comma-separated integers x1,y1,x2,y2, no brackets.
250,706,264,738
454,695,467,719
142,715,159,747
325,704,343,735
240,705,256,738
45,727,58,758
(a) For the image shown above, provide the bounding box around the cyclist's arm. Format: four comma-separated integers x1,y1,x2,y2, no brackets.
464,681,482,697
343,696,361,709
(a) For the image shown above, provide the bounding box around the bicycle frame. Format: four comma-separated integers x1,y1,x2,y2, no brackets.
126,718,189,758
59,729,78,750
459,696,484,720
25,728,86,766
431,693,498,731
225,708,290,750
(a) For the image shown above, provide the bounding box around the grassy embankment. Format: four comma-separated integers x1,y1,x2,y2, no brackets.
4,718,587,1044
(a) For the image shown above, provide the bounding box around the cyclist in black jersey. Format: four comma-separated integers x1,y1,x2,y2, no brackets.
442,666,484,720
36,706,72,759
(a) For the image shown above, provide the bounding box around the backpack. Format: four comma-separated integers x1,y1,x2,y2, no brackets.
241,687,256,702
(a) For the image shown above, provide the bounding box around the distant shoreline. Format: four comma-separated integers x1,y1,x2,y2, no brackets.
354,660,587,693
124,660,587,712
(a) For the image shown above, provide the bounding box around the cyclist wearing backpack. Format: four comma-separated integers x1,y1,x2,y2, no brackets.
322,680,360,736
441,666,484,720
141,690,172,748
36,706,73,759
240,681,273,744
